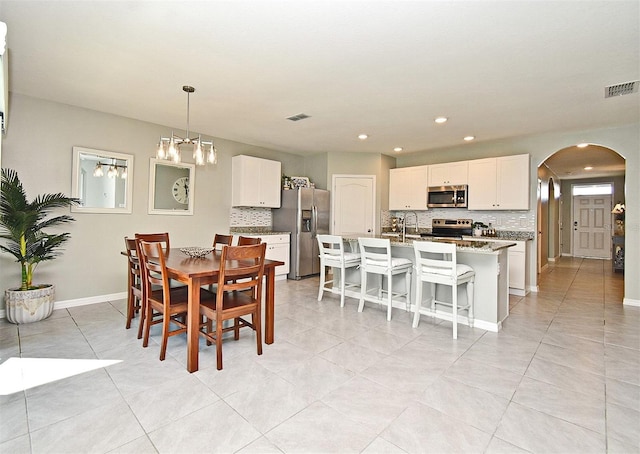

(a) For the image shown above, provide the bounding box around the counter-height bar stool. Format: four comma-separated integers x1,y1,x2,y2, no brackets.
317,234,361,307
413,241,475,339
357,237,412,321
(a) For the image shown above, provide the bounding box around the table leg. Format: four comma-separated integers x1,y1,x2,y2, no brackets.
265,268,275,344
187,278,201,373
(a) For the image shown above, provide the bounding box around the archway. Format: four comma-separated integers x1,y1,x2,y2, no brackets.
537,145,625,272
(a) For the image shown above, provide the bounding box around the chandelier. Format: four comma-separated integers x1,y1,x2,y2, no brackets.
155,85,217,166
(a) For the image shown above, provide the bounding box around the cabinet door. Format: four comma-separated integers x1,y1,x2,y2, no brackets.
260,158,282,208
428,164,450,186
389,166,428,210
467,158,497,210
447,161,469,185
268,243,290,276
508,249,526,290
496,154,529,210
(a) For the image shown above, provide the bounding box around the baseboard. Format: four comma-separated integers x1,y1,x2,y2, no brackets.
623,297,640,307
529,285,539,293
509,288,528,296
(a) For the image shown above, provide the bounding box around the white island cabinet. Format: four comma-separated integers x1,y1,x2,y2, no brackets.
467,154,530,210
341,237,513,332
231,155,281,208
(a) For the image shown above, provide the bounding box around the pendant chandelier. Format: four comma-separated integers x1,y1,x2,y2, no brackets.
93,158,127,179
155,85,217,166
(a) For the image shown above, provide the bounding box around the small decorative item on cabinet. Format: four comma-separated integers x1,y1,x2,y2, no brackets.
290,176,310,188
472,222,486,237
612,235,624,273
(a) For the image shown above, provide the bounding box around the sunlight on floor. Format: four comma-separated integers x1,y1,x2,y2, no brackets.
0,357,121,395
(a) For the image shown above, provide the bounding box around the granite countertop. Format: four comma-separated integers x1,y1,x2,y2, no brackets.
381,229,535,241
230,227,291,235
346,235,515,254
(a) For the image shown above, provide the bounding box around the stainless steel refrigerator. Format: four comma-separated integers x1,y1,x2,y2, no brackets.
272,188,330,279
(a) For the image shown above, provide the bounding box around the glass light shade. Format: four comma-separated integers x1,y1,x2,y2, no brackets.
157,141,167,159
93,164,104,177
207,146,217,164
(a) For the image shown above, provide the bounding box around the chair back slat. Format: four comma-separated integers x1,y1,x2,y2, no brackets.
413,241,457,278
139,240,171,298
317,234,345,259
358,237,392,269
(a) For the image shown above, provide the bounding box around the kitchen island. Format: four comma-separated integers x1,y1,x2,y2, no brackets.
342,236,515,332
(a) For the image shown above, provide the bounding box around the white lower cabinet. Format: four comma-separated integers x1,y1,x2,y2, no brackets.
235,233,290,278
464,238,530,295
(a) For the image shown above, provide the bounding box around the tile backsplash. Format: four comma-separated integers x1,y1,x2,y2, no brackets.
229,207,272,227
385,208,535,231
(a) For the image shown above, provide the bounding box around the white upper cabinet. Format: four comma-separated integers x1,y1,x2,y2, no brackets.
428,161,468,186
232,155,282,208
389,165,429,210
467,154,530,210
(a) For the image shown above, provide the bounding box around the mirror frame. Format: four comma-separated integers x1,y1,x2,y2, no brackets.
71,147,134,214
148,158,195,215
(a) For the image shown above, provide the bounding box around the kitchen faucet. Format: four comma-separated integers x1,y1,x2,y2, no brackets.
402,211,419,241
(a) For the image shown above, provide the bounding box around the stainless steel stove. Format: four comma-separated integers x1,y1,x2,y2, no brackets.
421,218,473,239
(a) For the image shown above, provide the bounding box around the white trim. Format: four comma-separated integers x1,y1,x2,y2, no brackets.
0,292,126,319
623,298,640,307
54,292,126,310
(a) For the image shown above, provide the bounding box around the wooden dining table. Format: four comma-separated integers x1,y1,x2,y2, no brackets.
158,248,283,373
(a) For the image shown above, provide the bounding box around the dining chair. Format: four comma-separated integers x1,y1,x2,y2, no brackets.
124,237,143,334
138,240,215,361
357,237,412,321
213,233,233,250
316,234,361,307
237,236,261,246
412,240,475,339
199,242,267,370
135,232,171,251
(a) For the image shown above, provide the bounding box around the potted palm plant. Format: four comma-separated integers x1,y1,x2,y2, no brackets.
1,168,79,324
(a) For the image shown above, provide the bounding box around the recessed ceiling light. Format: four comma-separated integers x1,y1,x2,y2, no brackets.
358,134,368,140
577,143,589,148
434,117,448,124
463,136,475,141
584,166,593,170
393,147,403,152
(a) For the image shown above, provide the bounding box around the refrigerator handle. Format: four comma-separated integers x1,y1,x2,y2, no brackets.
311,205,318,238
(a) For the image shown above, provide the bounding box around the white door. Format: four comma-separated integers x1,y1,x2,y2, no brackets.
573,195,612,258
332,175,376,236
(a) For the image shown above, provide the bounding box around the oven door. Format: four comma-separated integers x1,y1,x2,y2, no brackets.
427,187,457,207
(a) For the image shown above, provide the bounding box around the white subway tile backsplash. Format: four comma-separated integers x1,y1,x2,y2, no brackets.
385,209,535,232
229,207,272,227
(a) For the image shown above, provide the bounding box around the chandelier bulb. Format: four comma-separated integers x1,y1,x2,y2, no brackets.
93,163,104,177
207,145,218,165
157,139,166,160
121,166,128,179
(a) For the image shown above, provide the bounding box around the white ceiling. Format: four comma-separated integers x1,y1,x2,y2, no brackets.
1,1,637,178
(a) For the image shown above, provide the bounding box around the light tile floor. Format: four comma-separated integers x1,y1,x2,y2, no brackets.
1,257,638,453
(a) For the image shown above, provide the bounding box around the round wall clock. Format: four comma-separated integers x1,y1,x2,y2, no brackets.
172,176,189,204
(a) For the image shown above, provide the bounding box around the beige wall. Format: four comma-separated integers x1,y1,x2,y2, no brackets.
2,93,639,308
0,94,304,307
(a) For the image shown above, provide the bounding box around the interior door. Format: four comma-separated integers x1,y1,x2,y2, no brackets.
573,195,612,258
332,175,376,236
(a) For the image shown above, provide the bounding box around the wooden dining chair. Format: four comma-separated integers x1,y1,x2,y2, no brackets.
213,233,233,250
237,236,261,246
135,232,170,252
138,240,215,361
124,237,143,335
199,242,267,370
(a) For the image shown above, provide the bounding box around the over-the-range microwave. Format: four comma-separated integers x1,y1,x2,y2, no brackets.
427,185,468,208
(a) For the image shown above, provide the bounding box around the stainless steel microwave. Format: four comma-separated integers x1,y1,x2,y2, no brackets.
427,185,468,208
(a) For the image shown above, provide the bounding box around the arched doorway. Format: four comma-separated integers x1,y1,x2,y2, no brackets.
537,145,626,272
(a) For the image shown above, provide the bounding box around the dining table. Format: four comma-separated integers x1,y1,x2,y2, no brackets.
148,248,283,373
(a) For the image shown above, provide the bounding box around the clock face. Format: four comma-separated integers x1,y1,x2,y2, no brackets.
172,176,190,204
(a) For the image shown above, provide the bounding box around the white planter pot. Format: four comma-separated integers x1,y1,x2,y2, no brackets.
5,285,55,324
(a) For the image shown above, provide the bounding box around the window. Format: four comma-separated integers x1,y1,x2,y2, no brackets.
572,183,612,196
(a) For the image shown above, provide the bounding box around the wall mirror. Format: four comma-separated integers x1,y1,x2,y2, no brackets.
71,147,134,214
148,158,195,215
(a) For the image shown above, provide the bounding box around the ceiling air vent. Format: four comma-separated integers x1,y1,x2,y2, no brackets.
286,113,311,122
605,81,638,98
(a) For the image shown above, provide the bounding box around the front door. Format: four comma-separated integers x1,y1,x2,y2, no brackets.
332,175,376,237
573,195,612,258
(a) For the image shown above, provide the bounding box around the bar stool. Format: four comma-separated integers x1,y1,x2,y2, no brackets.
357,237,412,321
317,234,361,307
412,241,475,339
